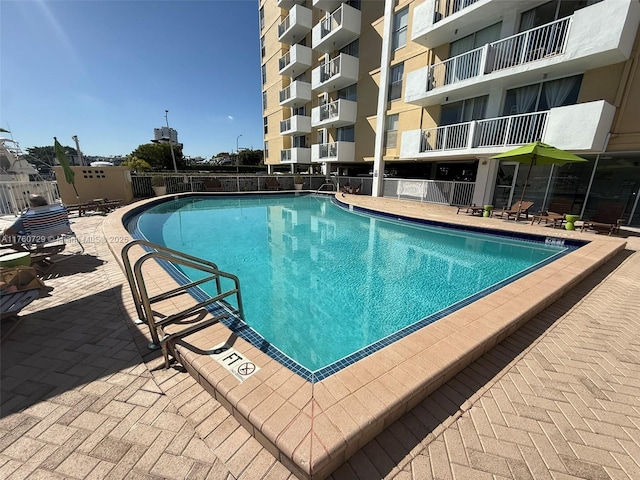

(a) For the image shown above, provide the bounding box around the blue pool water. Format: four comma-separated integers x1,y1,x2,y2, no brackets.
132,194,571,379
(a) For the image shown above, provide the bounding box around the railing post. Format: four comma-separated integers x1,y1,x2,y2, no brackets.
503,117,512,146
467,121,477,149
480,43,489,75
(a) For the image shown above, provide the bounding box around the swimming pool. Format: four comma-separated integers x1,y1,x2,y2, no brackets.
131,194,574,380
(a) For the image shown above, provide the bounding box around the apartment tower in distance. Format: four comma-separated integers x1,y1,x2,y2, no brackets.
260,0,640,226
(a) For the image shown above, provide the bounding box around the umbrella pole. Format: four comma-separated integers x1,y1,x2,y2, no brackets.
517,155,535,220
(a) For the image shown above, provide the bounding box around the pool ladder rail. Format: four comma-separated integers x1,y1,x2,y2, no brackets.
121,239,245,368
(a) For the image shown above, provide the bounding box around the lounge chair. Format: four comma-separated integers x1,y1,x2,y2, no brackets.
17,204,85,265
581,203,625,235
531,198,573,227
491,201,535,221
203,178,224,192
265,177,281,191
339,183,361,195
456,204,484,216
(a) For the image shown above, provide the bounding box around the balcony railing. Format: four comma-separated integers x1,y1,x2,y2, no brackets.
281,149,293,162
280,86,292,103
319,56,341,82
278,15,291,38
490,17,571,71
427,17,571,91
420,111,548,152
279,52,292,72
318,142,339,159
433,0,481,23
280,118,292,133
319,100,339,121
320,5,343,39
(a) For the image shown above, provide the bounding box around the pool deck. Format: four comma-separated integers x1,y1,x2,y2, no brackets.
1,193,639,479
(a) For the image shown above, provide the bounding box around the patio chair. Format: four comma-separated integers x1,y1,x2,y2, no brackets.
456,204,484,215
581,203,625,235
265,177,281,191
203,178,224,192
17,204,85,265
530,198,573,227
491,201,535,221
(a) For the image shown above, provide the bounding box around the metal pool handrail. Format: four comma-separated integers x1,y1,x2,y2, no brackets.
121,239,244,366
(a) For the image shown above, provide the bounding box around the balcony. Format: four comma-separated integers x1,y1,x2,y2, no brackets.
279,80,312,108
277,4,312,45
412,0,540,48
405,0,640,107
311,141,356,162
280,115,312,135
277,0,306,10
399,100,616,159
278,44,313,78
312,3,361,53
311,53,359,92
281,147,312,164
312,0,342,12
311,99,357,128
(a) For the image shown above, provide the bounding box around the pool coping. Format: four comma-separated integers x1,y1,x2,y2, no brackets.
104,193,627,480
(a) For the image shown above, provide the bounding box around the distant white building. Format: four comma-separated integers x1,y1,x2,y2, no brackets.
153,126,178,144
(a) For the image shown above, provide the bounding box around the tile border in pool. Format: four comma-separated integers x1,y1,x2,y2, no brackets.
125,193,586,383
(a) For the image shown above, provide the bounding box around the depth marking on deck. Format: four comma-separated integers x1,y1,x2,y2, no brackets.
209,343,260,382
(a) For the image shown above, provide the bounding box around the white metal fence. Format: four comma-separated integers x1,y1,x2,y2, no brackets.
383,178,475,206
0,181,60,215
427,17,571,91
420,111,548,153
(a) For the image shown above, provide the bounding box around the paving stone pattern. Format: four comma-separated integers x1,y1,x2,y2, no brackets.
1,211,639,480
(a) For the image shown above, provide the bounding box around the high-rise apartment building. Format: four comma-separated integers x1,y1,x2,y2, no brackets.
153,126,179,145
260,0,640,226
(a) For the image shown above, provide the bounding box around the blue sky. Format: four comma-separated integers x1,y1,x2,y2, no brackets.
1,0,262,159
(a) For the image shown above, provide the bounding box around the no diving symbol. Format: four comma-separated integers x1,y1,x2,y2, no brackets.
237,362,256,376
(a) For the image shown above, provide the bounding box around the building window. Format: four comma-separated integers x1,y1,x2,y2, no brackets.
338,84,357,101
264,140,268,159
385,114,399,148
392,8,409,50
388,63,404,101
261,64,266,85
293,135,306,148
450,23,501,57
260,36,265,58
264,116,268,135
337,125,354,142
262,91,267,110
259,7,264,30
340,39,359,58
441,95,488,125
503,75,582,115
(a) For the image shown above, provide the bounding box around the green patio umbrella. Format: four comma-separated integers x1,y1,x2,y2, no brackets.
54,136,80,200
491,141,588,215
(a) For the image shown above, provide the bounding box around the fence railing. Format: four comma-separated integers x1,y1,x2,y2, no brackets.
427,17,571,91
433,0,481,23
279,51,291,71
383,178,475,206
420,111,548,153
0,181,60,215
489,17,571,72
131,174,329,197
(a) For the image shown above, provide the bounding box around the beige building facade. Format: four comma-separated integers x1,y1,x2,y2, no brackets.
260,0,640,226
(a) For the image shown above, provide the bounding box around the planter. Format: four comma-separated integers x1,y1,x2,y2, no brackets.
294,183,303,191
564,214,579,231
152,186,167,196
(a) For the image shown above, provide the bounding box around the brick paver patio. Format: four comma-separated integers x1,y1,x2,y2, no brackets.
1,202,639,479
